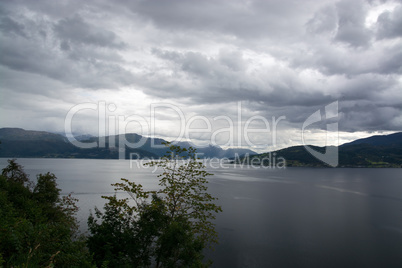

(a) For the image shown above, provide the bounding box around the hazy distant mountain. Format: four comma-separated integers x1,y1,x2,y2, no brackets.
2,128,400,166
77,133,256,158
0,128,67,141
53,131,95,142
0,128,256,159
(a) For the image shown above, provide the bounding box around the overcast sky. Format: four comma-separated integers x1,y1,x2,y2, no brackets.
0,0,401,152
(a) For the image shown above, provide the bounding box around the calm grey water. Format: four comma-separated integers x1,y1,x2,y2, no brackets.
1,158,402,268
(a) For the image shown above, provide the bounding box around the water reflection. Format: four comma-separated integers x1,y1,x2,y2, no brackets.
1,159,402,267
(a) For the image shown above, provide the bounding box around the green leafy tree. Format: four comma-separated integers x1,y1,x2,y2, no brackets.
1,159,30,187
88,193,168,267
88,143,222,267
149,144,222,246
0,159,93,267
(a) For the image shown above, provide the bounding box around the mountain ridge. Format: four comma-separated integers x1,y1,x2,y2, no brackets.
1,128,401,167
340,132,402,147
239,132,402,167
0,128,256,159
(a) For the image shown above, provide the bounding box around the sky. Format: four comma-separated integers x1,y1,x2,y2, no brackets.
0,0,401,152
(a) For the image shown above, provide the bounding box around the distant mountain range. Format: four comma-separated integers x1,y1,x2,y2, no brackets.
1,128,401,167
0,128,255,159
240,132,402,167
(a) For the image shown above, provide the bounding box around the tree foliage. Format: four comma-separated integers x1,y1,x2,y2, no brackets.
0,159,93,267
1,159,30,187
88,143,222,267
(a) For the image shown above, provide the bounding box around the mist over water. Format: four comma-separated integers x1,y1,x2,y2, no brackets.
2,158,402,267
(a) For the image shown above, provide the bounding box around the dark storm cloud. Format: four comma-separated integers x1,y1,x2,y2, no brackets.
152,48,331,105
149,49,268,104
378,44,402,74
123,0,320,40
146,37,401,133
0,16,27,38
333,0,372,47
306,5,338,35
0,0,401,138
340,101,402,131
0,2,133,89
376,5,402,39
291,43,402,76
0,35,134,89
54,15,126,49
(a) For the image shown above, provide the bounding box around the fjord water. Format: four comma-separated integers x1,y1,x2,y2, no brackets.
1,158,402,267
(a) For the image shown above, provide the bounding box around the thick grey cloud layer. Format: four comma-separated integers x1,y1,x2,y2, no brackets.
0,0,401,150
54,15,126,49
376,4,402,39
